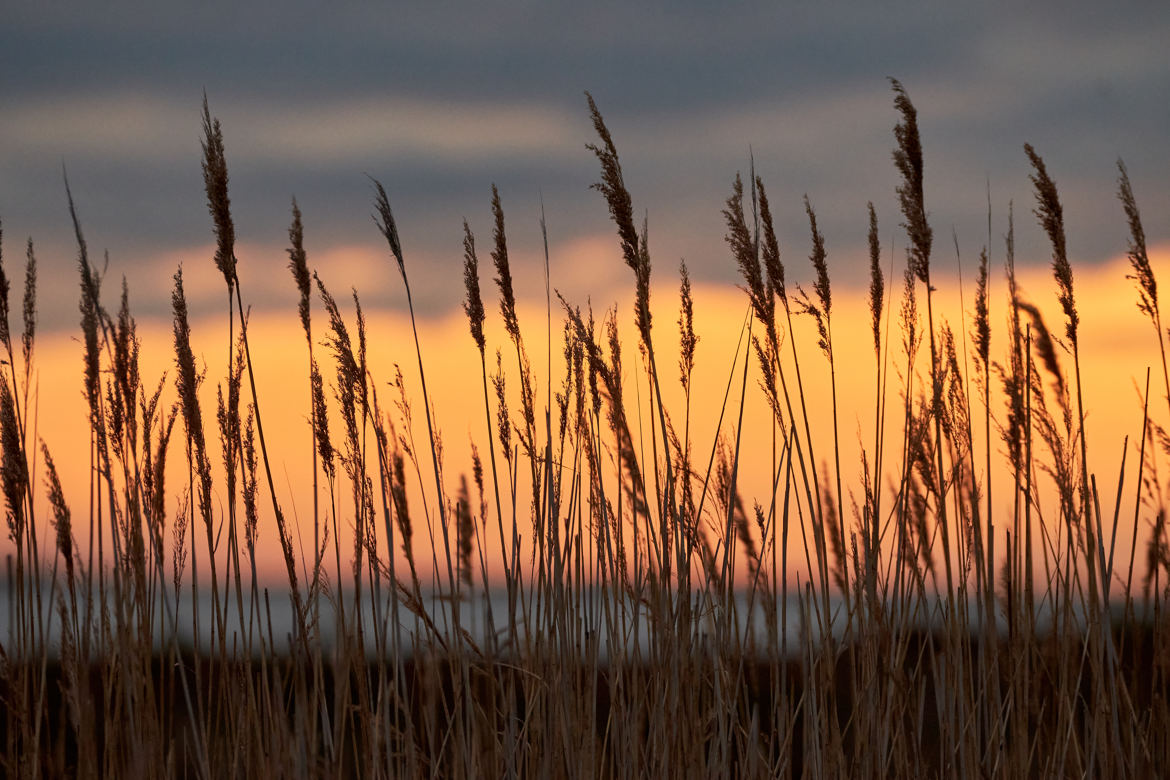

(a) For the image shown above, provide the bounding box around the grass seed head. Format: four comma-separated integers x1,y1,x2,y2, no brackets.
755,176,787,308
678,260,698,393
371,177,405,275
492,349,512,465
724,173,771,330
890,78,933,284
171,267,207,460
21,238,35,372
201,95,236,288
585,92,639,276
490,186,521,344
974,247,990,368
457,475,474,587
795,196,832,359
867,203,883,356
287,198,312,341
1024,143,1078,346
1118,159,1157,324
0,380,25,543
0,221,7,353
310,358,334,479
586,92,653,344
462,220,487,354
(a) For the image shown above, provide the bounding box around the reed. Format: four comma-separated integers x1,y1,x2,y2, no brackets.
0,84,1167,778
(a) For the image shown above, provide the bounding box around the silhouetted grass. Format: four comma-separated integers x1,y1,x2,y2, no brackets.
1,83,1168,778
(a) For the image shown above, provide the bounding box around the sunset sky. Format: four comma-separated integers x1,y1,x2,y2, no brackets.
3,2,1170,584
4,3,1169,327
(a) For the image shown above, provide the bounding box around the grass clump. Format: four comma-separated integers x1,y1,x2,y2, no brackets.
0,85,1168,779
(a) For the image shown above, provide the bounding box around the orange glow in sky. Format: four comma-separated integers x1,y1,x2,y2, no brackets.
7,241,1170,596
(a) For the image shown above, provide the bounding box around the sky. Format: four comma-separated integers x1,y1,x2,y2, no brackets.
3,2,1170,585
2,2,1169,329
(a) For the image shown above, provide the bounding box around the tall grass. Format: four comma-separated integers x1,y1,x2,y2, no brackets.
1,83,1168,777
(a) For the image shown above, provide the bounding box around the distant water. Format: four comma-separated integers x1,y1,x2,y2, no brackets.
0,577,1120,661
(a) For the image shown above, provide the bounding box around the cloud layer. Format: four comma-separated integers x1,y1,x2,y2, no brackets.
3,2,1168,331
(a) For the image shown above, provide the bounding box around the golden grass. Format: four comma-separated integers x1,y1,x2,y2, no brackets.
1,83,1169,778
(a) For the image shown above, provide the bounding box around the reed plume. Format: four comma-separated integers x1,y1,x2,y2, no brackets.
288,198,312,341
0,219,10,353
0,381,26,541
3,83,1168,779
68,179,103,435
1024,144,1078,347
724,173,770,329
463,220,486,355
1117,160,1156,322
41,443,74,585
890,78,932,284
201,94,236,289
490,186,520,344
241,408,258,550
867,203,883,356
390,431,417,587
796,196,832,359
371,178,404,272
974,248,990,370
492,351,512,468
678,260,698,394
20,239,35,376
310,360,335,479
756,176,786,308
457,475,474,587
171,269,207,464
586,91,651,345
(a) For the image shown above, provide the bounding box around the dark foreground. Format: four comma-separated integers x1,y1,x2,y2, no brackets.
3,621,1167,778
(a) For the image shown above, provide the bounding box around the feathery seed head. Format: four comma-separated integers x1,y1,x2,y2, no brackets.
371,177,405,275
805,196,831,317
586,306,601,417
470,442,487,520
974,247,990,368
65,175,104,431
172,267,207,460
1024,143,1077,346
0,381,26,542
457,475,474,587
1117,159,1157,323
201,95,236,288
242,407,258,549
310,359,334,479
491,349,512,464
287,198,312,341
1015,298,1066,400
41,443,74,584
901,263,920,360
586,92,653,344
585,92,640,274
490,186,521,343
22,239,36,373
678,260,698,393
890,78,933,284
462,220,487,354
0,222,9,353
756,176,787,307
867,203,884,356
795,196,833,359
724,174,771,329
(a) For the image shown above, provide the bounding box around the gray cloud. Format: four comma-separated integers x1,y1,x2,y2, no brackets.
3,1,1168,333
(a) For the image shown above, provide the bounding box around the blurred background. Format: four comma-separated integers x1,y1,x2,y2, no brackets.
3,1,1168,330
3,1,1170,584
